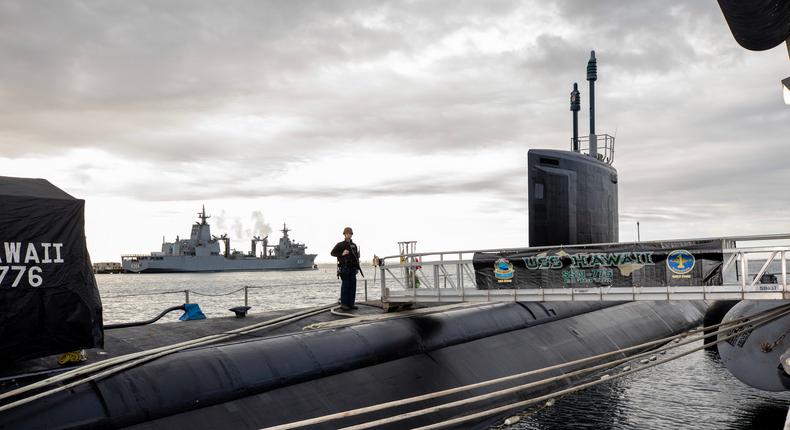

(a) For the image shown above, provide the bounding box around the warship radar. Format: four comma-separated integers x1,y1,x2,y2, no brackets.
121,206,316,273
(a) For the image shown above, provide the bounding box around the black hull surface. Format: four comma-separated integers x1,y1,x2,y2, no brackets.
1,300,707,429
528,149,619,246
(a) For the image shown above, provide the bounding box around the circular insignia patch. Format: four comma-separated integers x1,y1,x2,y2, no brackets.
667,249,695,275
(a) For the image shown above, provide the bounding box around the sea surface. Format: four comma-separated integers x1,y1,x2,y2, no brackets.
98,265,357,324
96,269,790,430
501,340,790,430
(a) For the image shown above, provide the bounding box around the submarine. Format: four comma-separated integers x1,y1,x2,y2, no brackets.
1,53,721,429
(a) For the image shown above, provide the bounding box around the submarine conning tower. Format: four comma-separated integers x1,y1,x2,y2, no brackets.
528,50,618,246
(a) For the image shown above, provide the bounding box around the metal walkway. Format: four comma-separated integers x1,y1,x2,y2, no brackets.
378,234,790,304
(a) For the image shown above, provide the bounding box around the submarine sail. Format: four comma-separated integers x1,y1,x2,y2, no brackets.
529,51,618,247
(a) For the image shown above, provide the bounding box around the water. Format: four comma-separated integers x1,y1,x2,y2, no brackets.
96,271,789,429
499,340,790,430
97,264,379,324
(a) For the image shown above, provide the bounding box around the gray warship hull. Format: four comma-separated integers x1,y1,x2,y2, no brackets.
121,207,317,273
122,254,316,273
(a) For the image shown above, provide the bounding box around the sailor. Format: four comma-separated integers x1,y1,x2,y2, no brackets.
330,227,360,311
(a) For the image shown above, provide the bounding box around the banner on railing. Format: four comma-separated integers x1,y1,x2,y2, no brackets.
473,240,723,290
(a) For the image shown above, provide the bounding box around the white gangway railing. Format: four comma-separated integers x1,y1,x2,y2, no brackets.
378,234,790,304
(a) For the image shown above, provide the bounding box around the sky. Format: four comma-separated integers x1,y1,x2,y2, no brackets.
0,1,788,264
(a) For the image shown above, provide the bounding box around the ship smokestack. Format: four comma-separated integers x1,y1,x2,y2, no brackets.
570,82,580,152
586,50,597,158
251,239,256,257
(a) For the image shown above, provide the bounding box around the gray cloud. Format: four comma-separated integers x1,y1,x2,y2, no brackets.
1,0,787,245
1,0,772,165
0,0,538,164
105,163,526,202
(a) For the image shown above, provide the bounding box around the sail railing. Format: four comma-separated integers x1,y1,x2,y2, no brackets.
379,234,790,304
577,134,615,165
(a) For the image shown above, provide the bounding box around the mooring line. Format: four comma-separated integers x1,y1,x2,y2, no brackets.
410,305,790,430
0,303,336,411
344,305,790,430
261,303,790,430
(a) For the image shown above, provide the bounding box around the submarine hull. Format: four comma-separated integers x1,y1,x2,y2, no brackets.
1,300,706,429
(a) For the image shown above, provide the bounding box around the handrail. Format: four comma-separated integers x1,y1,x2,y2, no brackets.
378,233,790,262
577,133,615,165
98,279,369,323
378,235,790,304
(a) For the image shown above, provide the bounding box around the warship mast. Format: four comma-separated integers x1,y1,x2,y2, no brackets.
198,205,210,225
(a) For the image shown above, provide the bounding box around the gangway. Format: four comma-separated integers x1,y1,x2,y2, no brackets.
378,234,790,304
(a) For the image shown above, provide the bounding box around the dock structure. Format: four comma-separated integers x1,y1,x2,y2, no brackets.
92,262,123,274
379,233,790,304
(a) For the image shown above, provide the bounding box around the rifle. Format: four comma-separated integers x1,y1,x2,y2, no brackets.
349,241,365,278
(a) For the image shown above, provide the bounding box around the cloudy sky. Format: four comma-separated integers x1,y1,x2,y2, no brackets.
1,1,788,263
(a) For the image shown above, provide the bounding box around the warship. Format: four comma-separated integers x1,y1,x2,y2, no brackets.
121,207,316,273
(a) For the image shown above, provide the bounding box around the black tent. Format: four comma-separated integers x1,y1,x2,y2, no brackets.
0,176,103,363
